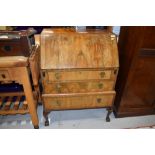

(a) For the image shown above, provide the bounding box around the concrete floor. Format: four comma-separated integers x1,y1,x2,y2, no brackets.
0,106,155,129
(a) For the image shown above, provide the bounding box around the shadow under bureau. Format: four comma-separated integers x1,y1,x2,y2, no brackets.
40,28,119,126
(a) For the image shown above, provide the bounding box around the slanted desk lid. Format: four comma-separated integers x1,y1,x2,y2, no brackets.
41,29,119,70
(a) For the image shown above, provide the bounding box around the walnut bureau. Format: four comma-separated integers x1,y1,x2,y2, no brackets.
40,28,119,126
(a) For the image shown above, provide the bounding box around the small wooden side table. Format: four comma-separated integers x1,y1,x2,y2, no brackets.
0,46,40,129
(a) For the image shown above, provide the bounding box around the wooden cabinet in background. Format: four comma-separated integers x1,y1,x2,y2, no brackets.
114,26,155,117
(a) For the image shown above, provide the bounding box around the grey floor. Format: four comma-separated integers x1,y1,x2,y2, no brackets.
0,106,155,129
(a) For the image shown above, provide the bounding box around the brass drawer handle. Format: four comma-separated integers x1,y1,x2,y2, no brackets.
100,72,105,78
97,98,102,103
55,72,61,80
98,83,103,89
56,101,61,106
56,84,61,93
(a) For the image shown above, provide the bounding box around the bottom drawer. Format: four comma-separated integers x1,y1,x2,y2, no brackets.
42,91,115,110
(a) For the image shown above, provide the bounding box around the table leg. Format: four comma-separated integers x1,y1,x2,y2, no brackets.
21,67,39,128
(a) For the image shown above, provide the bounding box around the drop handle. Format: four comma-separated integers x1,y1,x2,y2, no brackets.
56,100,61,106
98,83,103,89
100,72,105,78
97,98,102,103
55,72,61,80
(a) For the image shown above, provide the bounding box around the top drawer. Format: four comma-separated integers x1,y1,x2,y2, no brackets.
44,70,112,82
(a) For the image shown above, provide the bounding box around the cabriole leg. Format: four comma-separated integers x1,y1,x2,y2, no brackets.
43,111,50,126
106,108,112,122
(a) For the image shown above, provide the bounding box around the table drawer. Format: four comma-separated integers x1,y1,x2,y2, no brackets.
0,70,10,81
46,70,112,82
42,91,115,110
43,81,114,94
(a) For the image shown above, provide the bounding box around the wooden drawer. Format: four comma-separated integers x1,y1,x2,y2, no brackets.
46,70,112,82
43,80,114,94
0,70,10,81
42,91,115,110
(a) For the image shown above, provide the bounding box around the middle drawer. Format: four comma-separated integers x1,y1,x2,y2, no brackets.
43,80,115,94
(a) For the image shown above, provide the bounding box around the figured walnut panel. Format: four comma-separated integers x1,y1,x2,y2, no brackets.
41,29,118,69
